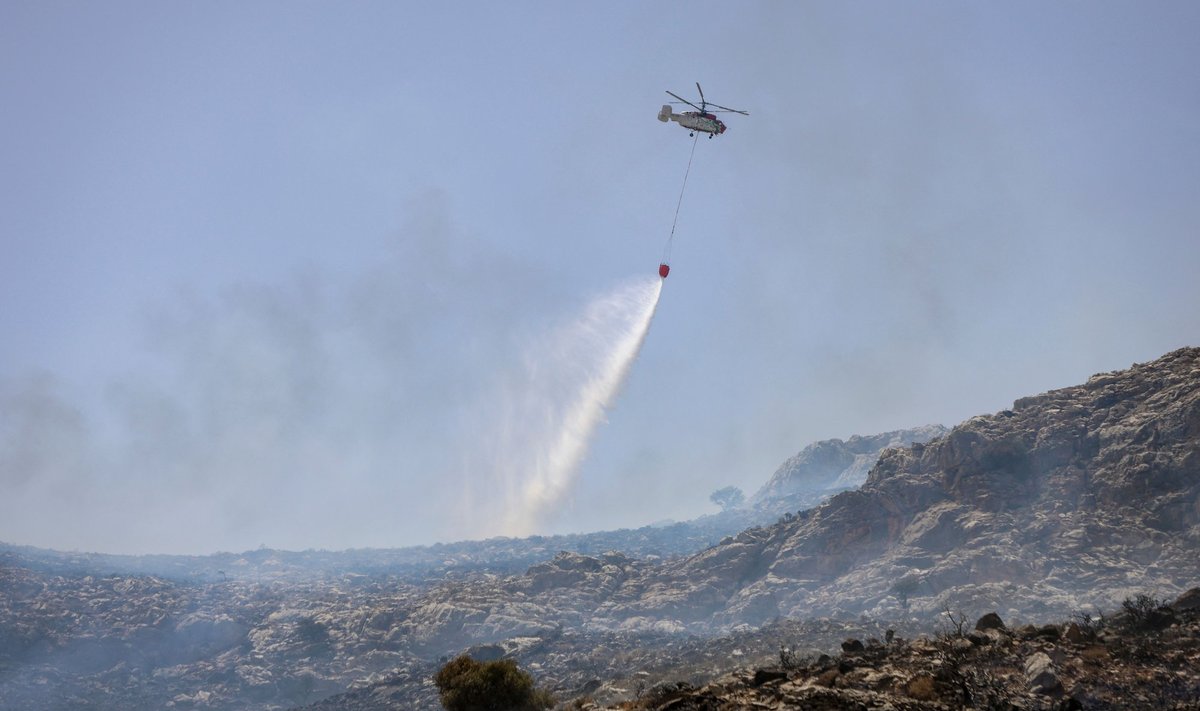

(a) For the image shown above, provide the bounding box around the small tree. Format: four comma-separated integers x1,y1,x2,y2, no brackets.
941,605,969,638
890,575,920,611
709,486,745,511
435,655,555,711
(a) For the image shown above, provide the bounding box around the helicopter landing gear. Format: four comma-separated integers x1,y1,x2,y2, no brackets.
689,132,694,137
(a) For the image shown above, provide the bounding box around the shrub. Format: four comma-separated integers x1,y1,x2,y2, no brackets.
905,673,937,701
890,575,920,611
1123,593,1162,619
1072,609,1103,638
1121,593,1174,631
939,606,969,638
709,486,745,511
434,655,555,711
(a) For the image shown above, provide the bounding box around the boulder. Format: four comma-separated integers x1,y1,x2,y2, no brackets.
752,668,788,686
1172,587,1200,611
1024,652,1062,695
974,612,1005,632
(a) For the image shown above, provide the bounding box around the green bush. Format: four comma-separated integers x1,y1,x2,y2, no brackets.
434,655,555,711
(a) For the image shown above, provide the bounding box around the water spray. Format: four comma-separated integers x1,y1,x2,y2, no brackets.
490,276,663,536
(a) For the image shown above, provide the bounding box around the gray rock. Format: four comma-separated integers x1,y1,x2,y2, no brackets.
974,612,1005,631
1172,587,1200,611
1025,651,1063,695
753,668,788,686
749,426,949,507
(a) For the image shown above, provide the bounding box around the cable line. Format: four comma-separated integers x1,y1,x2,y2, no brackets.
659,133,700,277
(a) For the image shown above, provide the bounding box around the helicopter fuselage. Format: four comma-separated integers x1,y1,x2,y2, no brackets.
658,105,726,135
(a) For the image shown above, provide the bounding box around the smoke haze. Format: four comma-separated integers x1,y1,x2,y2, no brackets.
2,3,1199,554
0,196,608,554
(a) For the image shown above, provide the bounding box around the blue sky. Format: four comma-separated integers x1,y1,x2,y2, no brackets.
3,2,1199,554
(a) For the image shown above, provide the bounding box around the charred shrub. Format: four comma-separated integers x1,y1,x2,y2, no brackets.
635,681,695,709
1123,593,1162,618
940,606,969,639
1072,610,1103,638
434,654,555,711
1121,594,1174,631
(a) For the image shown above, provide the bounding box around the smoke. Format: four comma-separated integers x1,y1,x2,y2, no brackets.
0,191,619,555
466,276,663,537
0,245,664,553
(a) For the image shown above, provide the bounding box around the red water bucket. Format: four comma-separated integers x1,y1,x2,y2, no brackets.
658,263,670,279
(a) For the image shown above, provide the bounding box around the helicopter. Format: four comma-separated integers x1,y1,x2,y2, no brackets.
657,82,748,138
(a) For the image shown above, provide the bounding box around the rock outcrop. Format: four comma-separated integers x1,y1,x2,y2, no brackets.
748,425,949,509
599,348,1200,628
294,347,1200,676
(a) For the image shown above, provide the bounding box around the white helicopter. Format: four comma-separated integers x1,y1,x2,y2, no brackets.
658,83,749,138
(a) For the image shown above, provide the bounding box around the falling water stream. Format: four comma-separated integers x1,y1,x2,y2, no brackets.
490,275,664,536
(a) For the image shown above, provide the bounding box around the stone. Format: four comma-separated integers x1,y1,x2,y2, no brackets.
752,668,788,686
1024,651,1063,695
1062,622,1086,644
974,612,1005,631
464,643,504,662
1172,587,1200,611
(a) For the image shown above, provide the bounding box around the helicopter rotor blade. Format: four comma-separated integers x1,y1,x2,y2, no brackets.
695,82,706,110
708,103,749,116
666,90,703,112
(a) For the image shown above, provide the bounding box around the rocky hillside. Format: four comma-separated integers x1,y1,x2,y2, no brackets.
614,347,1200,627
0,421,940,710
2,347,1196,710
298,347,1200,707
588,588,1200,710
748,425,948,509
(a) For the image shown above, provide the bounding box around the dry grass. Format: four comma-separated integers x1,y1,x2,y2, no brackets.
904,673,938,701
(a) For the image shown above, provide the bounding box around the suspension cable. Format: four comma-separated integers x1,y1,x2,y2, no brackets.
662,133,700,264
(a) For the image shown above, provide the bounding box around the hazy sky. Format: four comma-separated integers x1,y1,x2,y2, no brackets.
3,2,1199,554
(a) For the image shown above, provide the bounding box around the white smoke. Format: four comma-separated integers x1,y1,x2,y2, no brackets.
467,276,663,537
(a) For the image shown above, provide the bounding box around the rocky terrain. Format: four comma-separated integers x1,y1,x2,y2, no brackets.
585,588,1200,710
1,347,1197,709
0,424,942,709
0,512,796,586
748,425,949,510
336,588,1200,710
1,423,942,589
602,346,1200,628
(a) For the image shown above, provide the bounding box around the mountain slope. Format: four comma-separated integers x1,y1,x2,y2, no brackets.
748,425,948,508
608,347,1200,626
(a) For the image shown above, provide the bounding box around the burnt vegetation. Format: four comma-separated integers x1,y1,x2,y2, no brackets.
578,589,1200,710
